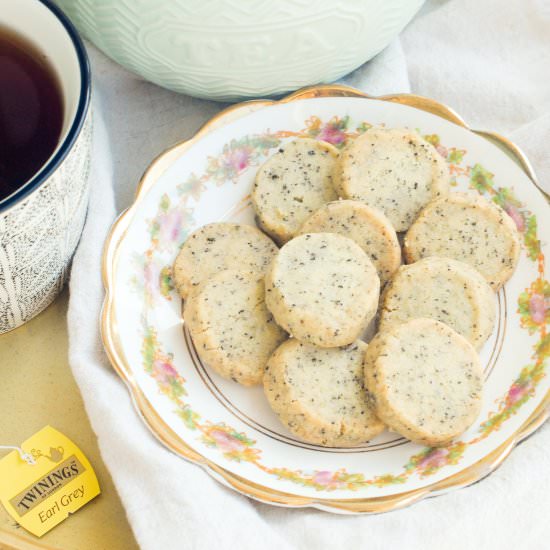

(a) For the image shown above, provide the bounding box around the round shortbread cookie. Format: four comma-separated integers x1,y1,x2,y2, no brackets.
298,200,401,284
184,270,287,386
265,233,380,347
364,318,483,446
403,192,520,291
334,127,450,231
173,222,278,299
264,339,384,447
252,138,339,244
379,257,496,350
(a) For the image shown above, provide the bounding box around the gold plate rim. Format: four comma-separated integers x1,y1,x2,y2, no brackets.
100,84,550,514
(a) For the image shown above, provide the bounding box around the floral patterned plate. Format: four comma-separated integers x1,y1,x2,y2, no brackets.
102,85,550,514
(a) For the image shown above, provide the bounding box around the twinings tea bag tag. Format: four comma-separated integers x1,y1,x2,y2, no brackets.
0,426,100,537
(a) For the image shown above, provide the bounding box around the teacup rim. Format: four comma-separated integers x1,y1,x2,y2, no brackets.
0,0,91,215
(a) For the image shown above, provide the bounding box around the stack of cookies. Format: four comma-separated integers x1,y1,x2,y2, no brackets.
174,128,520,448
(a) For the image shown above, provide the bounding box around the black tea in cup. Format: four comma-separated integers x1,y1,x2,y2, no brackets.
0,26,63,201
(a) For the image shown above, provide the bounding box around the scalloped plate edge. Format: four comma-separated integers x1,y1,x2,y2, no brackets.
100,84,550,514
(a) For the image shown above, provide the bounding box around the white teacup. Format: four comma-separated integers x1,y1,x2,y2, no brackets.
0,0,92,333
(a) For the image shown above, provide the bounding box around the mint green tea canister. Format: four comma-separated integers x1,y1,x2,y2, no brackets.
55,0,423,101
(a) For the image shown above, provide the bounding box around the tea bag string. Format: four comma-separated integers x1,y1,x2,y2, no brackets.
0,445,36,465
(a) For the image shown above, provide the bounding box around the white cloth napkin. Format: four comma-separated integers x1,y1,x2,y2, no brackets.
68,1,550,548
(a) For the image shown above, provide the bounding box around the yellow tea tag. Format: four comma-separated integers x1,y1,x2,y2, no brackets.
0,426,100,537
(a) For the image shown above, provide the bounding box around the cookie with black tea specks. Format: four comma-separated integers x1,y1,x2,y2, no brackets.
264,339,384,447
184,270,287,386
404,192,520,291
364,318,483,446
298,200,401,284
264,233,380,348
173,222,278,299
334,127,450,231
252,138,339,244
379,256,496,350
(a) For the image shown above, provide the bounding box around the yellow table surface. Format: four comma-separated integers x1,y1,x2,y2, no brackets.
0,291,138,550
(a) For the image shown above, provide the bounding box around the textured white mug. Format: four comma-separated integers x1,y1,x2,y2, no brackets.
0,0,92,333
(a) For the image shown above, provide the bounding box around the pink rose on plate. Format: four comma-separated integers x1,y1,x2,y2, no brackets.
144,261,160,300
153,360,178,383
224,148,251,174
318,125,346,146
529,293,548,324
505,204,525,232
210,429,244,452
312,470,342,489
507,382,531,405
159,209,183,243
435,144,448,159
417,448,449,470
312,471,333,485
